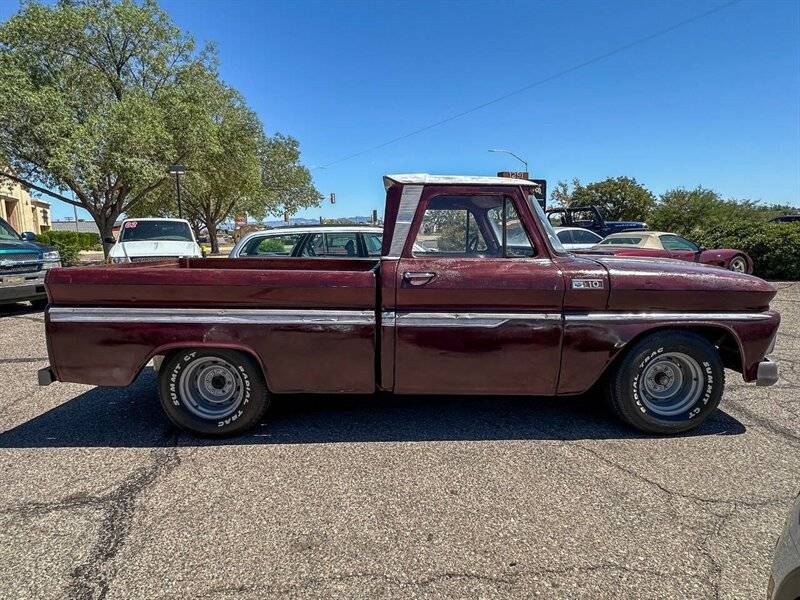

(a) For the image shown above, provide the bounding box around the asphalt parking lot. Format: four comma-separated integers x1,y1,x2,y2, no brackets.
0,283,798,600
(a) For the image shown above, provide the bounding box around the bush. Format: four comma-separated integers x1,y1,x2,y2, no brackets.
36,230,101,252
35,230,99,266
691,220,800,280
648,188,800,280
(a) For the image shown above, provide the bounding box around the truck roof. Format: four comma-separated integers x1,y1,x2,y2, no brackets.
383,173,539,189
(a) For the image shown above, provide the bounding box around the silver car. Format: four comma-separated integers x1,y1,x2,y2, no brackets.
229,225,384,259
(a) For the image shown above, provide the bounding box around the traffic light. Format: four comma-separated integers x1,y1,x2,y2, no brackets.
330,193,336,204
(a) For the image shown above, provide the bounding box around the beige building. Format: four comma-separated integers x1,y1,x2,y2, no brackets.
0,176,51,234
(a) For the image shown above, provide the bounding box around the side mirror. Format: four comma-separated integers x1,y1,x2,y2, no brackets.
103,237,116,245
697,246,707,253
20,231,36,242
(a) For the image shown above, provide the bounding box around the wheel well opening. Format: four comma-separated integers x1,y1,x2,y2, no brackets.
150,346,270,391
602,325,743,382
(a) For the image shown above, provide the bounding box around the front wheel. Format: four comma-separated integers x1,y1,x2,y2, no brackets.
605,331,724,435
158,348,269,436
728,255,748,273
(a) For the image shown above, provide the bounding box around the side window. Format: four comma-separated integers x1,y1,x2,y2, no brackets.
301,233,325,257
364,232,383,257
661,235,698,252
301,232,360,257
326,233,360,257
242,233,303,257
572,230,602,244
556,230,574,244
487,199,534,257
412,195,533,258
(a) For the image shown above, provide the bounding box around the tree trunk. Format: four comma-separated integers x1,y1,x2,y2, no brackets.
207,223,219,255
95,212,118,258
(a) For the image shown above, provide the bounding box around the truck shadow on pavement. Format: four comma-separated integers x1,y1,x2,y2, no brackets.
0,368,746,448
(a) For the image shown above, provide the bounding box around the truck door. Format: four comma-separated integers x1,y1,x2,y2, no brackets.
391,187,564,395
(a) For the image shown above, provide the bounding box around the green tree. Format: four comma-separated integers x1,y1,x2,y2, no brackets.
650,187,797,236
553,177,655,221
131,85,322,254
0,0,216,254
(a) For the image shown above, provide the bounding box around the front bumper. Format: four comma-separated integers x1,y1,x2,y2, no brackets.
757,358,779,387
0,271,47,304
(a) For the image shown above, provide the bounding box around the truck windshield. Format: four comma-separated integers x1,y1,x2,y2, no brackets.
528,195,566,254
0,218,20,241
120,221,194,242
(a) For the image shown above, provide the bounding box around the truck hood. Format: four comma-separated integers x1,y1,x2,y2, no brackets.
586,254,776,311
0,240,42,255
109,240,200,258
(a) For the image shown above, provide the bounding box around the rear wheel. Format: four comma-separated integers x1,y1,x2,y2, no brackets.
606,331,724,434
158,348,269,436
728,255,748,273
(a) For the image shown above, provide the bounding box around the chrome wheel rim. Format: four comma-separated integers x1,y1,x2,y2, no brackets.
178,356,245,420
639,352,703,417
729,257,747,273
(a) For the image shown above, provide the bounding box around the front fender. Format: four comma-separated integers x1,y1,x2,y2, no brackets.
557,311,780,394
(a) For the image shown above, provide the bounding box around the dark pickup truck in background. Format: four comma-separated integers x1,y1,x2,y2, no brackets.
0,216,60,307
39,174,779,437
546,205,648,238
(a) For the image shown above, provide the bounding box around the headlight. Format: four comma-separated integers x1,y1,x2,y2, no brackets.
110,256,129,264
42,250,60,261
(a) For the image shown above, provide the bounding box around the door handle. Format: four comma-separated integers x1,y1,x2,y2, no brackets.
403,271,437,285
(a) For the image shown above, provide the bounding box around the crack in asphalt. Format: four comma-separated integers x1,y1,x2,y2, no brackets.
193,570,517,598
1,439,182,600
724,400,800,450
0,356,48,364
63,440,181,600
178,561,713,599
566,440,792,510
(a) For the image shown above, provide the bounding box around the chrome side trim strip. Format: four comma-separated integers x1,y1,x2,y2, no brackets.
387,185,423,258
392,311,561,328
378,310,775,328
565,311,774,322
49,307,375,325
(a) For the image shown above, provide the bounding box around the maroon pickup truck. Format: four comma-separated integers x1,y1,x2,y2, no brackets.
39,174,780,437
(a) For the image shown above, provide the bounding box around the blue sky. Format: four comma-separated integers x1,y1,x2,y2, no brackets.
1,0,799,221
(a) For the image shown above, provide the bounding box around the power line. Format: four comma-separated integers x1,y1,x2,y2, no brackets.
315,0,740,170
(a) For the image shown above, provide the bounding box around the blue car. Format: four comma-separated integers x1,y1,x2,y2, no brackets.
0,216,60,308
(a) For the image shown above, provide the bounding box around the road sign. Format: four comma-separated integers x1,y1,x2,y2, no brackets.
497,171,529,180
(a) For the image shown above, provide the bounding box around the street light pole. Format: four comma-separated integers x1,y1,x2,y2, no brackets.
488,148,529,174
175,171,182,218
168,164,187,219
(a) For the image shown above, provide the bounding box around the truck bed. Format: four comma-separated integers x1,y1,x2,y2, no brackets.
44,258,379,391
46,257,379,308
